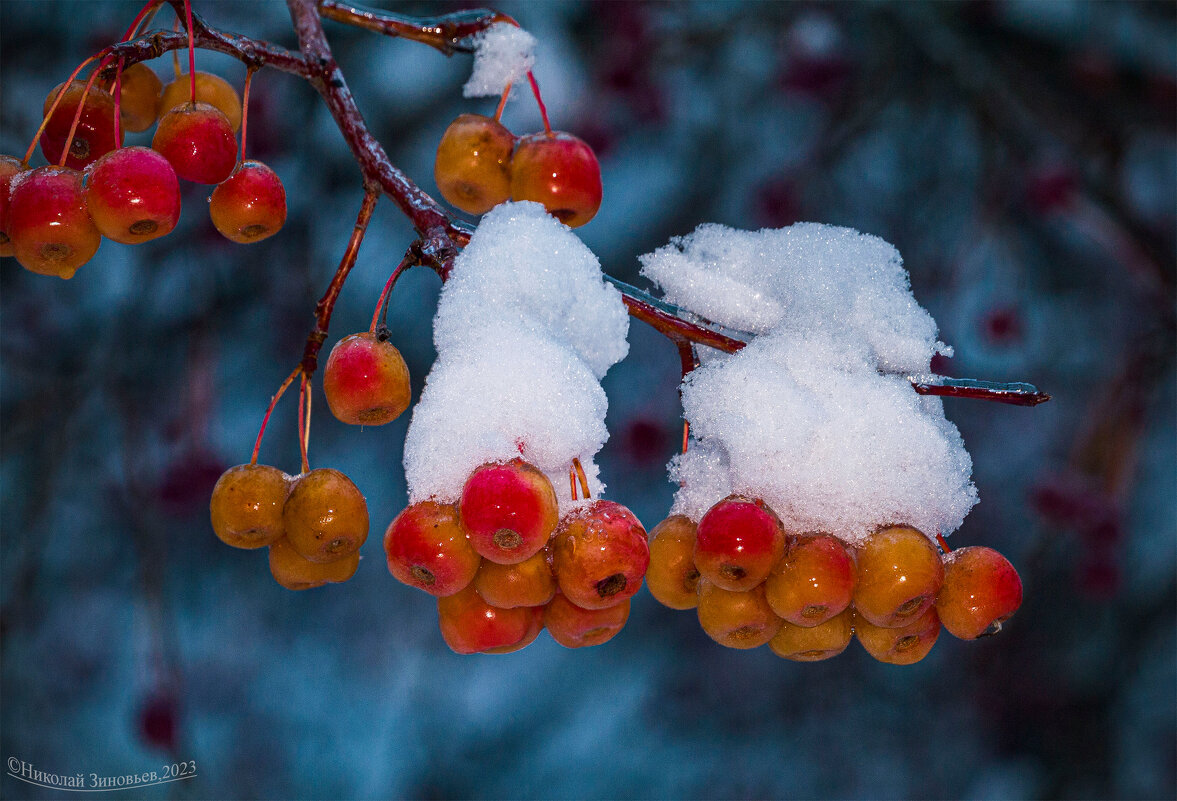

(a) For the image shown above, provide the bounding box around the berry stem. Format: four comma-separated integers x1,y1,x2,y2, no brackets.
171,16,182,79
297,372,311,474
22,53,102,165
58,65,105,168
526,71,552,136
572,457,590,499
568,463,578,501
239,66,256,162
120,0,164,43
493,83,511,122
936,533,952,554
250,366,301,466
370,250,415,334
183,0,197,103
113,58,124,145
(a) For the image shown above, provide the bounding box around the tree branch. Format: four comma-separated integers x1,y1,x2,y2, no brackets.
318,0,514,55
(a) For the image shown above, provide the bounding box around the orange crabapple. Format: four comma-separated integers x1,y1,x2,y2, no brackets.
694,495,789,592
436,583,537,655
117,63,163,133
268,537,359,591
160,71,243,133
854,605,942,665
769,609,853,662
208,160,287,244
551,499,649,610
645,514,701,610
472,547,556,608
209,463,290,549
852,524,944,628
764,533,856,626
434,113,516,215
459,459,559,564
696,580,783,650
543,592,630,649
482,605,545,655
282,468,369,563
936,545,1023,640
383,500,481,597
322,332,412,426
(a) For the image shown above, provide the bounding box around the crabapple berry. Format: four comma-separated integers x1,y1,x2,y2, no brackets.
383,500,481,597
768,609,853,661
40,81,121,169
854,606,941,665
436,583,536,655
434,113,515,215
544,592,630,649
282,468,369,563
209,463,290,549
118,63,163,133
936,545,1023,639
151,102,238,185
764,533,856,626
510,132,602,228
208,161,287,243
852,525,945,628
322,332,411,426
268,537,359,590
459,459,559,564
694,495,789,592
7,166,100,278
696,580,783,650
482,605,545,654
83,146,181,244
645,515,701,610
0,155,27,257
472,548,556,608
551,499,650,610
160,71,243,132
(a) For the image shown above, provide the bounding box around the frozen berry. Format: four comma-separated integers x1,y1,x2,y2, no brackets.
694,495,789,592
437,583,535,655
645,515,701,610
552,499,649,609
209,463,289,549
384,500,481,597
151,102,237,184
696,580,782,650
544,592,630,648
118,63,163,133
160,71,242,132
83,146,181,244
764,533,856,626
768,609,853,661
510,131,602,227
854,606,941,665
473,547,556,608
322,332,411,426
283,468,369,563
459,459,559,564
853,525,944,628
434,113,516,215
269,537,359,590
7,166,100,278
40,81,122,169
208,160,286,243
936,545,1023,639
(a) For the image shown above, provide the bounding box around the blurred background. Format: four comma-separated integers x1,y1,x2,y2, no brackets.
1,1,1174,798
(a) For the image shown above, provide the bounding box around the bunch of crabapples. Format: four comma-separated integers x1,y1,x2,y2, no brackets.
385,460,650,654
1,65,285,278
646,496,1023,665
433,113,602,227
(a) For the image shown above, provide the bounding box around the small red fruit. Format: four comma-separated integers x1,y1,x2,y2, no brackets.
936,545,1023,639
83,146,181,244
472,548,556,608
208,160,287,243
151,102,237,185
483,605,545,654
694,495,789,592
434,113,516,215
282,468,369,563
853,525,945,628
764,533,856,626
696,580,783,650
544,592,630,648
160,72,243,133
769,609,853,662
384,500,481,597
510,131,602,227
7,166,100,278
209,463,290,549
459,459,560,564
551,500,650,610
322,332,412,426
40,81,122,169
118,63,163,133
645,515,701,610
855,606,941,665
436,583,535,655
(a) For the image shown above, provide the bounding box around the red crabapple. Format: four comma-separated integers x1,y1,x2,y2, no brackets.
645,515,701,610
768,609,853,661
694,495,789,592
209,463,290,549
696,580,783,649
322,333,412,426
269,537,359,590
383,500,481,597
160,72,243,133
544,592,630,648
854,606,941,665
764,533,856,626
40,81,122,169
118,63,163,133
0,155,27,258
83,146,181,244
510,132,602,228
852,525,944,628
151,102,238,185
551,500,650,609
459,459,560,564
436,583,535,655
936,546,1023,639
434,113,516,215
208,161,287,243
482,605,545,654
282,468,369,563
472,548,556,608
7,166,100,278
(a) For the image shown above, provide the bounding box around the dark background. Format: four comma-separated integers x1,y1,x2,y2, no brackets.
2,1,1174,798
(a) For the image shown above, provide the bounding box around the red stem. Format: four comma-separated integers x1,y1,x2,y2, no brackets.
494,82,511,122
58,66,105,168
297,373,310,473
250,366,301,466
23,53,101,165
527,71,552,135
936,533,952,554
184,0,196,102
370,253,414,333
120,0,163,43
239,67,255,162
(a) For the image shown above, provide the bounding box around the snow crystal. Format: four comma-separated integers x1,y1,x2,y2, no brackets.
647,222,977,543
404,202,628,508
463,22,537,99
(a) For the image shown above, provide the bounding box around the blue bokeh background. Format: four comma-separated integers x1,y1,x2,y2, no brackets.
2,1,1174,798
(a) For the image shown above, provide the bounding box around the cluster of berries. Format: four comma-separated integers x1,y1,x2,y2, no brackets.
0,64,285,279
211,464,369,590
647,496,1023,664
384,459,649,654
434,113,602,228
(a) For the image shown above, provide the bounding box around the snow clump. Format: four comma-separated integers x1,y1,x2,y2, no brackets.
463,22,537,98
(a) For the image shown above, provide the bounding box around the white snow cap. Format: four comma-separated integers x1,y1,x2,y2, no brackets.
463,22,537,98
645,223,977,544
404,202,629,507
